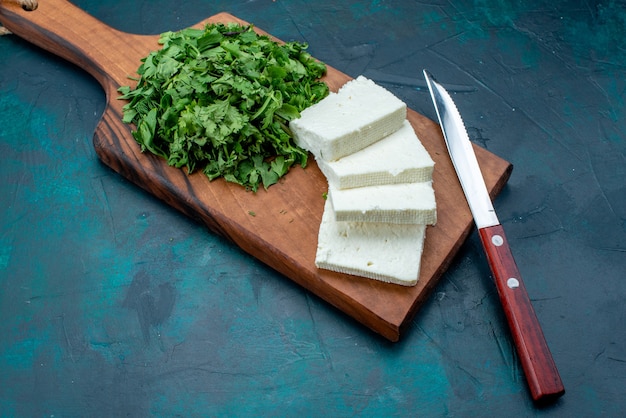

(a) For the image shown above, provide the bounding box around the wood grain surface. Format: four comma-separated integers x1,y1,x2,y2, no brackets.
0,0,512,341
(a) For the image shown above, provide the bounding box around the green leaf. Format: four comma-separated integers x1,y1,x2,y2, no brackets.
275,103,300,121
134,107,165,157
197,29,223,52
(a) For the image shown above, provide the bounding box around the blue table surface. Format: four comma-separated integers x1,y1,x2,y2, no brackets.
1,0,625,416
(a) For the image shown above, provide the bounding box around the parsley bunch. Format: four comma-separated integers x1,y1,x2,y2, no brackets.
118,23,329,191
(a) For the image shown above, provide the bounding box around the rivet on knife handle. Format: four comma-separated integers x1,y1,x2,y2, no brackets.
423,70,564,403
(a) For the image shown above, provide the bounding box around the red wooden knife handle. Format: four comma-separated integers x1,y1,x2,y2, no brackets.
478,224,564,403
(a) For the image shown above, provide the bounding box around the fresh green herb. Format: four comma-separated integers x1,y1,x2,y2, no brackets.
118,23,329,191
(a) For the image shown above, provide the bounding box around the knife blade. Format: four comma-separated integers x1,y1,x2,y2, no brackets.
423,70,564,403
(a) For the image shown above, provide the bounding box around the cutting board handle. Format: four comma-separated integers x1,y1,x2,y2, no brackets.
0,0,147,96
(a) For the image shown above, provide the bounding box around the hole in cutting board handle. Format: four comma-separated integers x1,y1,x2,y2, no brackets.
16,0,38,12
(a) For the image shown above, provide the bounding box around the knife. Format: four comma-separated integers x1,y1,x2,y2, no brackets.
423,70,565,403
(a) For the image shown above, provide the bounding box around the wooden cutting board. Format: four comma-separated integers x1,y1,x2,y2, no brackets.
1,0,512,341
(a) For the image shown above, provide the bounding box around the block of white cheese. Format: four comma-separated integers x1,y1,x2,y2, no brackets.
290,76,406,161
317,121,435,189
315,199,426,286
329,181,437,225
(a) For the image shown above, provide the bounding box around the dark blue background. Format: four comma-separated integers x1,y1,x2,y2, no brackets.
1,0,624,416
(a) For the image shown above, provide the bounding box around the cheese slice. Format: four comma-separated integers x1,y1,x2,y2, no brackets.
317,120,434,189
315,199,426,286
329,181,437,225
290,76,406,161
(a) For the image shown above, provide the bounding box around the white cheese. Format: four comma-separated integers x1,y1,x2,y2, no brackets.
290,76,406,161
317,120,435,189
329,181,437,225
315,199,426,286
